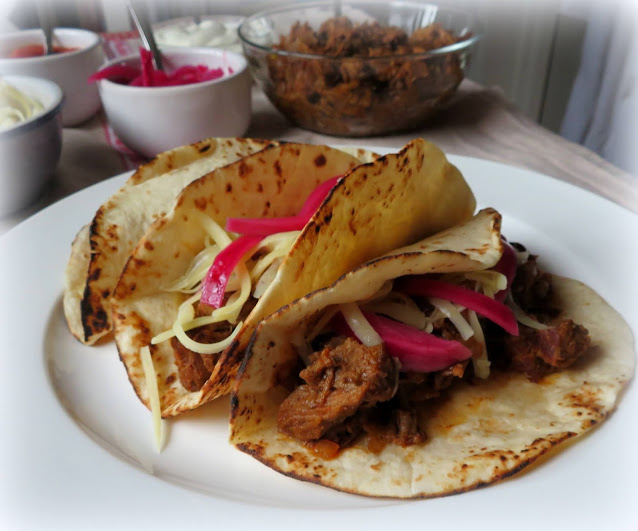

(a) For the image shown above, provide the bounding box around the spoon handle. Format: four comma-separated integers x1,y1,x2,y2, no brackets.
35,0,55,55
126,0,163,70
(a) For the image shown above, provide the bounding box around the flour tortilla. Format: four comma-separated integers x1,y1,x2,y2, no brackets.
63,137,276,345
230,209,636,498
111,139,476,417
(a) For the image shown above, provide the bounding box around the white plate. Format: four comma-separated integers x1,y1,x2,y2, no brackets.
1,154,636,530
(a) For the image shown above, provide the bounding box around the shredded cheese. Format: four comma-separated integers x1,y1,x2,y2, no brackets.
365,291,427,330
467,310,490,378
339,303,382,346
139,345,164,451
165,242,219,293
431,297,474,340
152,215,298,353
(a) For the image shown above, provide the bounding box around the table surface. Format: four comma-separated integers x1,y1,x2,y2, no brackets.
1,79,636,237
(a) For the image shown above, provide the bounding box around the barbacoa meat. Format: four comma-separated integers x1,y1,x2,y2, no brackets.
502,319,591,381
171,298,256,391
278,337,399,441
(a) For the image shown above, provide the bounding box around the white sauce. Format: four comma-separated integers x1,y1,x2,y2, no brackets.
0,80,44,130
154,18,243,53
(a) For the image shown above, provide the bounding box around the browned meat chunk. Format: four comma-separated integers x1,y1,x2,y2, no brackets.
171,298,257,392
278,338,399,441
171,322,233,391
510,252,559,320
503,319,591,381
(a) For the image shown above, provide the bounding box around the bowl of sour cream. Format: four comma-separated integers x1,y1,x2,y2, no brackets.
0,75,63,216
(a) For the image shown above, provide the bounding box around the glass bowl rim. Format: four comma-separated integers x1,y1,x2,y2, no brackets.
238,0,481,61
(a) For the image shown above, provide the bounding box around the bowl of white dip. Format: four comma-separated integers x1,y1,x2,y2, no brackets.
0,75,63,216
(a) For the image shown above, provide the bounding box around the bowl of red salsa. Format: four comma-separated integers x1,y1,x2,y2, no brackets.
0,28,104,126
93,47,252,158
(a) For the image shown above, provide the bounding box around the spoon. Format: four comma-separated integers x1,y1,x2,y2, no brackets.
126,0,163,70
35,0,55,55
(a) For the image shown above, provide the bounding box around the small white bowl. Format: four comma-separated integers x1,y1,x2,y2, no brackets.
0,75,63,217
0,28,105,126
96,47,252,158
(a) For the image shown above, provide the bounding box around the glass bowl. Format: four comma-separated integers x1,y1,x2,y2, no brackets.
239,1,480,137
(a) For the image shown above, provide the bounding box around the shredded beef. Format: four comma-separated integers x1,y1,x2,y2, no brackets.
171,323,232,391
277,338,399,441
171,298,257,392
501,319,591,381
510,251,559,320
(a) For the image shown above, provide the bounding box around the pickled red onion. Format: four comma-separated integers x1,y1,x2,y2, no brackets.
492,238,517,301
334,311,472,372
200,235,263,308
204,175,342,308
88,48,227,87
226,176,342,236
397,277,519,335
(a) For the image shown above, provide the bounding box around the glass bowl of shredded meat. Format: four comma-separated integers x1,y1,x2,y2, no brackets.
239,1,480,136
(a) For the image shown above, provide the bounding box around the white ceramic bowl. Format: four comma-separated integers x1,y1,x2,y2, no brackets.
0,75,63,216
96,47,251,158
0,28,105,126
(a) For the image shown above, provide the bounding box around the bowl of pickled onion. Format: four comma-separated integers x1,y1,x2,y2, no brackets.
93,47,251,158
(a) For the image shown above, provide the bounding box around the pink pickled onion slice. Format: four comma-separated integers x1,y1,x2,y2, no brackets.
397,277,519,335
200,235,263,308
88,64,140,84
297,176,341,219
226,175,342,236
140,47,154,87
88,47,227,87
492,238,517,301
333,312,472,372
226,215,306,236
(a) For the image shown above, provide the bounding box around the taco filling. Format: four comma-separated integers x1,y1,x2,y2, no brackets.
276,241,591,456
113,139,477,419
151,174,342,392
230,208,634,498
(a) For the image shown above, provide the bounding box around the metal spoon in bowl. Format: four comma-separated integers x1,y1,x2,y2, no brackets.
126,0,163,70
35,0,55,54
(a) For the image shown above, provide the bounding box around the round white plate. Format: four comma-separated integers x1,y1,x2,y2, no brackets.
1,154,636,530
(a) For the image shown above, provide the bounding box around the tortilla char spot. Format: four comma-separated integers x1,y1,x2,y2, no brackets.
88,267,101,281
257,182,263,193
323,213,332,224
165,373,176,386
144,240,154,251
198,144,211,153
238,161,250,177
348,218,357,235
101,289,110,299
314,154,327,167
105,224,118,241
194,197,207,210
226,183,233,193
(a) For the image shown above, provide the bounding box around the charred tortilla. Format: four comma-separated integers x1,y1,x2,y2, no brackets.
111,139,476,417
63,137,276,345
229,209,635,498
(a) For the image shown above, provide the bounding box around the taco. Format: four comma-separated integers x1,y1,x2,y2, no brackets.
64,136,277,346
229,208,635,498
110,139,477,418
